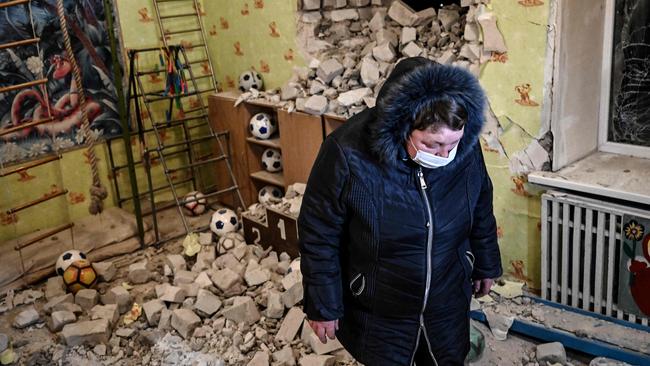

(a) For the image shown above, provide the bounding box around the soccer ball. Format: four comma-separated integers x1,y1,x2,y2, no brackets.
261,149,282,173
62,259,98,294
258,185,283,206
249,113,276,140
55,250,88,276
239,70,264,92
217,231,245,254
183,191,207,216
210,208,240,236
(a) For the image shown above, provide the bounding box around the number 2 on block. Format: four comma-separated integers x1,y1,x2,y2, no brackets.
252,227,261,244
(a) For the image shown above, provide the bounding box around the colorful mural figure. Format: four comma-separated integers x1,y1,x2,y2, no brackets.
619,217,650,317
0,0,122,165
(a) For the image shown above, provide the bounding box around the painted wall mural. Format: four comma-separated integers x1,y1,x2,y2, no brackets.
0,0,122,166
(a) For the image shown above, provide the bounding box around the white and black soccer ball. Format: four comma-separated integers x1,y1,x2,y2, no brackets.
55,249,88,276
258,185,283,205
239,70,264,92
249,113,276,140
183,191,207,216
210,208,240,236
261,148,282,173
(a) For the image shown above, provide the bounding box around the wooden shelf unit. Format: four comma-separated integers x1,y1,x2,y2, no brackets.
208,92,325,207
323,113,347,136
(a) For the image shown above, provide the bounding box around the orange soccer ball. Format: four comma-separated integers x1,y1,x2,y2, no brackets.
62,259,97,294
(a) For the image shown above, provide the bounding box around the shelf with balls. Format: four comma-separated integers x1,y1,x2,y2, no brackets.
208,74,323,208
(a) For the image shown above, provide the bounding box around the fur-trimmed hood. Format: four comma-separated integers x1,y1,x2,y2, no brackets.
368,57,486,169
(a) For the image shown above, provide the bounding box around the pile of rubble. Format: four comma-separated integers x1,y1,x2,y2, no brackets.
246,183,306,224
242,0,504,119
0,231,357,366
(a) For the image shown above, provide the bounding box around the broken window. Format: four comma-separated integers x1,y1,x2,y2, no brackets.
609,0,650,147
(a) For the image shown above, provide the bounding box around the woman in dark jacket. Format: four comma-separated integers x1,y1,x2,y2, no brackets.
298,57,502,365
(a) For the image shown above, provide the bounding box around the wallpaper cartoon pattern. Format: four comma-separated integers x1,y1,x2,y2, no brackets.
0,0,122,165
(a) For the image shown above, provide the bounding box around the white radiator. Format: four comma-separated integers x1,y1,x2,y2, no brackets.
541,190,649,326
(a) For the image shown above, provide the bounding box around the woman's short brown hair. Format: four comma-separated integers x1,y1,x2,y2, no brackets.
412,99,467,132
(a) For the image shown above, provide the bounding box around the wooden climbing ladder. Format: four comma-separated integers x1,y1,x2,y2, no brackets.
153,0,218,95
112,45,244,244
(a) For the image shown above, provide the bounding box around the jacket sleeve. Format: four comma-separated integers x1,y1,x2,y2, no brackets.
298,136,349,321
469,147,503,280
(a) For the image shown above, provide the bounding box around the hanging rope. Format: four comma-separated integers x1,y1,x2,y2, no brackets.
55,0,107,215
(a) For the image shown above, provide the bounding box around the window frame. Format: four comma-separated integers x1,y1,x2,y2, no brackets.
598,0,650,159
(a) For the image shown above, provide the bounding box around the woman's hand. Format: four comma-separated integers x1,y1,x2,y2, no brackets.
473,278,494,297
308,319,339,343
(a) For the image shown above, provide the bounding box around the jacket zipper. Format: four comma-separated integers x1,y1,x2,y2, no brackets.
410,168,438,366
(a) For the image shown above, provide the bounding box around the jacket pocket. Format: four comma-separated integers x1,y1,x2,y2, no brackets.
349,273,366,297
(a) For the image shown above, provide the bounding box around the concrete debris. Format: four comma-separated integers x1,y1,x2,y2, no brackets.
12,306,40,328
248,351,270,366
401,27,417,45
438,8,460,31
303,95,329,115
166,254,187,275
308,333,344,355
61,319,110,346
317,59,344,84
491,280,524,299
282,282,304,308
484,309,515,341
536,342,566,364
174,270,198,286
198,232,213,246
276,307,305,343
329,9,359,22
273,346,296,366
194,289,222,316
128,260,150,284
195,271,213,288
282,84,301,101
159,285,186,303
94,261,118,284
45,276,66,300
302,11,323,24
43,293,74,314
0,334,7,354
143,299,166,326
368,12,385,33
53,302,83,315
302,0,320,11
337,88,372,107
171,308,201,339
375,29,398,47
299,355,336,366
413,8,436,27
464,22,480,42
265,290,285,319
75,289,99,310
222,296,261,325
402,42,423,57
115,327,136,338
477,11,507,53
89,304,119,326
387,0,417,27
210,268,242,291
245,267,271,287
372,42,395,62
102,285,132,314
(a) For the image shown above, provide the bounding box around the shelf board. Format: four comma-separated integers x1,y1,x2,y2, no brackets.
250,170,284,186
246,136,281,149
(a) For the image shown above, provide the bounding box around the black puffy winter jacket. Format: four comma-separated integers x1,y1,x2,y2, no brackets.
298,57,502,366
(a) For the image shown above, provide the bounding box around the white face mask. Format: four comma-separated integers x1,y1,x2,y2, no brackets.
409,138,458,169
